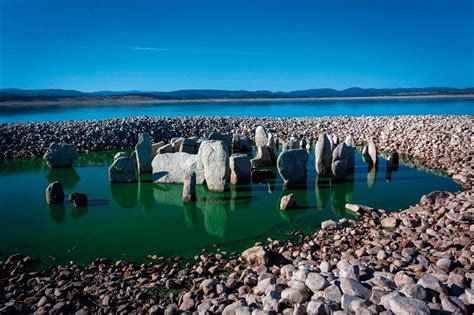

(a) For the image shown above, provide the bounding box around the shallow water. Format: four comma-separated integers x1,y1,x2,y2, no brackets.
0,97,473,123
0,149,462,267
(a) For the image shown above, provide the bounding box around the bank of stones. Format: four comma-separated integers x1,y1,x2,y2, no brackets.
0,115,473,313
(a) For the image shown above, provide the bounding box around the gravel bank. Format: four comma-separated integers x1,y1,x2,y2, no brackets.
0,115,473,314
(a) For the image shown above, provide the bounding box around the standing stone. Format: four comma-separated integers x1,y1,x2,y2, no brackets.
344,136,356,174
387,151,400,171
158,143,173,154
198,140,229,192
45,181,65,204
267,133,277,163
182,172,197,202
277,149,309,186
109,157,137,183
251,146,274,167
180,138,197,154
282,138,300,152
171,137,185,152
367,139,378,166
135,133,152,173
255,126,268,147
43,143,78,168
68,192,88,207
229,154,251,185
315,134,332,176
280,193,298,210
209,132,232,155
232,134,253,152
331,143,350,181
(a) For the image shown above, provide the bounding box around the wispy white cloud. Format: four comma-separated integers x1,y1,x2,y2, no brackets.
127,46,264,56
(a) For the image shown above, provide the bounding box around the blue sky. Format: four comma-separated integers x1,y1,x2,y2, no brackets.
0,0,473,91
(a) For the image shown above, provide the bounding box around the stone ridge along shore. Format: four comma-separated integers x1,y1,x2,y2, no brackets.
0,114,473,314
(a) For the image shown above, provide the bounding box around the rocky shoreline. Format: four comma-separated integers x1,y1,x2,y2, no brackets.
0,115,473,314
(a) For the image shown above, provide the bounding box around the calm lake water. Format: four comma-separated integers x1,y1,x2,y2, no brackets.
0,148,462,267
0,97,473,123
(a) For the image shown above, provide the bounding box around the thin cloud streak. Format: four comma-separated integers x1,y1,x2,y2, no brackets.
128,46,264,56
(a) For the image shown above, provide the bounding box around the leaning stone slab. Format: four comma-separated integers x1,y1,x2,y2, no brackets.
43,143,78,168
198,140,229,192
152,152,205,184
277,149,308,186
109,157,137,183
135,133,152,173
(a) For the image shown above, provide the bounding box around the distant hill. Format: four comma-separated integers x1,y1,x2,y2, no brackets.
1,87,473,102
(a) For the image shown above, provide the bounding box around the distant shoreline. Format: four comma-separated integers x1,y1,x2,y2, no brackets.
0,93,473,108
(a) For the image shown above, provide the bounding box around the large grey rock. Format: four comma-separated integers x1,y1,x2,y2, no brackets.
417,274,448,295
198,140,229,192
315,134,332,176
277,149,308,186
208,131,231,154
251,146,274,167
367,139,378,166
152,152,205,184
179,138,197,154
255,126,268,147
43,143,78,168
109,157,137,183
45,181,65,204
229,154,251,185
182,172,196,202
135,133,152,172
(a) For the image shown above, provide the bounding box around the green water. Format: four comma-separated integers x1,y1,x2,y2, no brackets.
0,149,462,267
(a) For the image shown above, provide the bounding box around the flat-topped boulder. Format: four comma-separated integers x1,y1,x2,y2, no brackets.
135,133,152,173
152,152,205,184
277,149,309,186
43,143,78,168
230,153,251,185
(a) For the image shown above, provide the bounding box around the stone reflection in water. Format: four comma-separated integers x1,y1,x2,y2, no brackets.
315,175,331,210
71,206,89,219
110,183,138,210
331,179,355,217
183,202,198,228
202,191,229,238
139,181,155,212
48,204,66,223
230,185,252,211
45,167,81,189
367,165,378,188
385,167,392,182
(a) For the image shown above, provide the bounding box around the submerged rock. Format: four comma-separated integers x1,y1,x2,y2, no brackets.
229,153,251,185
135,133,152,173
43,143,78,168
315,134,332,176
109,157,137,183
45,181,65,204
198,140,229,192
280,193,298,210
152,152,205,184
68,192,88,207
277,149,308,186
